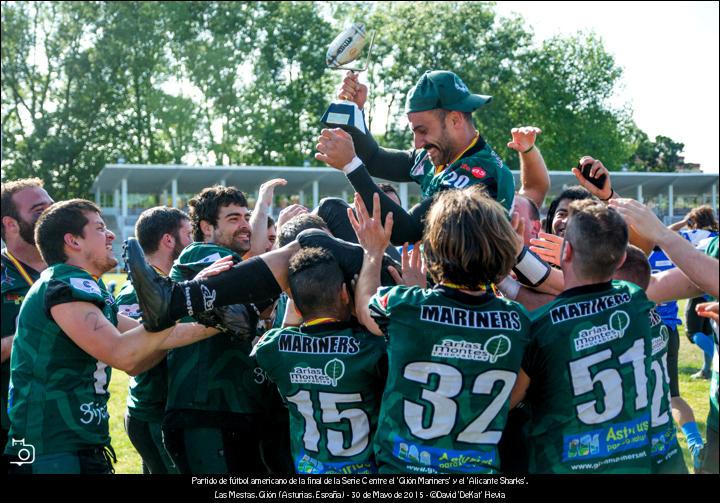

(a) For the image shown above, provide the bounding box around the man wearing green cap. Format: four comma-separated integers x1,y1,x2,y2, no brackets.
315,70,548,246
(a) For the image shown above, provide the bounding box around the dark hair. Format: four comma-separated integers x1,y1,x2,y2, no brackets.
267,215,276,228
278,214,329,247
423,185,518,287
565,200,628,281
514,193,540,221
614,245,651,290
1,178,45,241
435,109,475,128
544,186,593,234
188,185,248,242
35,199,100,265
687,205,718,232
135,206,190,254
288,247,344,318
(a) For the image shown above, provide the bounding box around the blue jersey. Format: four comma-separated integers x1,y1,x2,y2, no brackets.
648,248,681,329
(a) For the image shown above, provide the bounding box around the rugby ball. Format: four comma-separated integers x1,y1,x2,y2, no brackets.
326,23,366,68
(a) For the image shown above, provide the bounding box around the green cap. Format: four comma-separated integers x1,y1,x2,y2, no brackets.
405,70,492,114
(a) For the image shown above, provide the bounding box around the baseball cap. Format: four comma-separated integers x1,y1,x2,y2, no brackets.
405,70,492,114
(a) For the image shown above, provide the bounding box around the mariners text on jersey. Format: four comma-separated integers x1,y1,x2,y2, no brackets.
420,305,522,331
278,334,360,354
550,293,631,324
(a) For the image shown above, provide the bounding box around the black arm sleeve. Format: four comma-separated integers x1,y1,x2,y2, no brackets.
346,165,429,245
348,128,416,183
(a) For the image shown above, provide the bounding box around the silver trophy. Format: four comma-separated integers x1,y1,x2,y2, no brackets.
321,23,375,134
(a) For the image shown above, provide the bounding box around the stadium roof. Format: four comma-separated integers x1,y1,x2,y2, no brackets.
91,163,718,208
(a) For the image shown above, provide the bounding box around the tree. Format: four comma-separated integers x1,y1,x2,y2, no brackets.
628,131,686,172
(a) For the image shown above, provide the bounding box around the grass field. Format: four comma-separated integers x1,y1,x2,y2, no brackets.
100,274,712,474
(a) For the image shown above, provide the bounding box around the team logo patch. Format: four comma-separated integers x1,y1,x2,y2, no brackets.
471,167,486,179
411,152,430,177
199,252,223,264
118,303,141,318
573,310,631,351
69,277,101,296
289,359,345,387
432,336,512,363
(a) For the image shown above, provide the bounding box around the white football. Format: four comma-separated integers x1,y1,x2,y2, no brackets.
326,23,366,68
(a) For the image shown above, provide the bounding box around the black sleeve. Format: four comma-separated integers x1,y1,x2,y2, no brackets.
347,165,426,245
348,128,416,182
44,280,106,318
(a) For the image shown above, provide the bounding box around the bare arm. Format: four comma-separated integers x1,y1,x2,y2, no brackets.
668,218,688,232
647,264,705,303
1,336,13,364
348,193,394,336
52,303,219,376
508,127,549,207
248,178,287,257
610,198,719,300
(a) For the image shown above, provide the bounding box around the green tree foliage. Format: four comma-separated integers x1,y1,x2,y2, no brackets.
628,130,686,172
1,1,684,201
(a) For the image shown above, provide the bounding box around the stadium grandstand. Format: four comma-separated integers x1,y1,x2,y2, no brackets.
91,163,718,263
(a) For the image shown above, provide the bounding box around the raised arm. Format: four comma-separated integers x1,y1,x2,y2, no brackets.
248,178,287,257
508,126,550,208
348,192,394,336
610,198,719,300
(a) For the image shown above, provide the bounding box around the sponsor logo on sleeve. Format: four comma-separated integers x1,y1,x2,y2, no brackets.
118,303,141,318
69,277,102,296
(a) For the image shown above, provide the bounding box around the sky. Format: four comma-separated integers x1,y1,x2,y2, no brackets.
493,1,719,173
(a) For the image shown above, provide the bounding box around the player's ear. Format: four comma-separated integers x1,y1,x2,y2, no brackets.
1,216,18,236
63,233,81,251
340,282,350,305
199,220,213,239
616,250,627,270
561,238,572,263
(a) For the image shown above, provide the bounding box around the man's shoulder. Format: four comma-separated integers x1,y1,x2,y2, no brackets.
177,242,235,264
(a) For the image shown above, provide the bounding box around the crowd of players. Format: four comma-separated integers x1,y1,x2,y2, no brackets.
1,70,718,476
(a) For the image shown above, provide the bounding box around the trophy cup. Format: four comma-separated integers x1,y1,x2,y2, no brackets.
321,23,375,135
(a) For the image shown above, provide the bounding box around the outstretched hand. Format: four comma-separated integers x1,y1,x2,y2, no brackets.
388,242,426,288
529,232,564,267
608,198,667,244
347,192,393,256
571,156,613,201
507,126,542,153
194,255,234,280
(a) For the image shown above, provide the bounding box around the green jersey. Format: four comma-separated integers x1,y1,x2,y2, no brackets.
1,250,41,431
368,285,531,474
647,309,686,473
408,135,515,211
115,281,168,423
704,236,719,433
6,264,116,456
253,321,386,474
524,280,654,474
167,242,267,414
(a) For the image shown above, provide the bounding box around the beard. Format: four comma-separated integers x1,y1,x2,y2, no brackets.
424,125,455,166
18,217,37,245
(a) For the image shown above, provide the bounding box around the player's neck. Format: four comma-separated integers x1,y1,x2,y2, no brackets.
145,251,172,276
64,256,104,279
448,128,479,163
5,236,46,272
563,268,613,292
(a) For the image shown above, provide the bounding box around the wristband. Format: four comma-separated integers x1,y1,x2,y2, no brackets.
521,144,535,154
497,276,521,300
513,246,551,287
342,156,363,175
599,188,615,202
